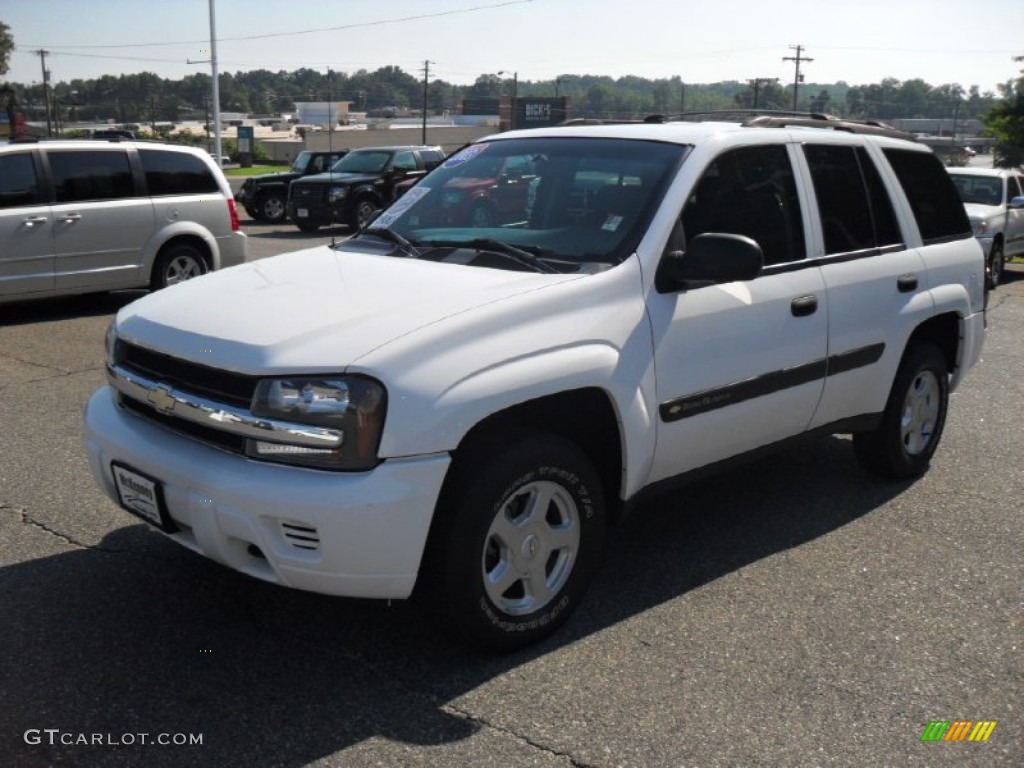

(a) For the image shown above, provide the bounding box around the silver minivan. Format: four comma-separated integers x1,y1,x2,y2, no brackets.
0,139,247,304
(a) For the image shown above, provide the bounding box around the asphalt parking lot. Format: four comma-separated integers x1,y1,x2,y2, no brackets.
0,219,1021,766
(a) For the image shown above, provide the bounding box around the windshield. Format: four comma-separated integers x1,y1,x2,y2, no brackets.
949,174,1003,206
331,150,392,174
371,137,686,267
291,151,312,173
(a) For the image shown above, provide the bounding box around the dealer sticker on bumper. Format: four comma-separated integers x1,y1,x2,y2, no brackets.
111,462,176,532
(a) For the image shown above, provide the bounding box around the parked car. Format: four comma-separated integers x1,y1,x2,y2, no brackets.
286,145,445,232
85,116,984,650
235,149,348,223
0,138,247,305
947,166,1024,288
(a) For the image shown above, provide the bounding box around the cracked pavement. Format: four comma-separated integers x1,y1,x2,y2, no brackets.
0,260,1020,766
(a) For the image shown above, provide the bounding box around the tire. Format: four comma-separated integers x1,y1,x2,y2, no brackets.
259,193,287,224
244,205,260,220
469,201,496,228
986,241,1004,290
350,198,380,231
295,221,320,233
853,343,949,479
420,434,607,651
150,243,208,290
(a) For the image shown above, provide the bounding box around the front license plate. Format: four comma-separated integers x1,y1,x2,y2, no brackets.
297,208,309,218
111,462,177,533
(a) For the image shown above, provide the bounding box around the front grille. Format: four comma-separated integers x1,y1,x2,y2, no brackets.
291,185,324,203
117,341,256,408
122,395,246,455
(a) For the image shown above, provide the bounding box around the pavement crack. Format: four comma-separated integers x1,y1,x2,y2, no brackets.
1,501,127,553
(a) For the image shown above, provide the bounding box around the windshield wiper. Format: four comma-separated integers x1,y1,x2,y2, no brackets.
358,227,420,258
420,238,559,274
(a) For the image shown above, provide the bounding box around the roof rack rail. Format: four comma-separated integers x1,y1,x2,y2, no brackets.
642,110,915,140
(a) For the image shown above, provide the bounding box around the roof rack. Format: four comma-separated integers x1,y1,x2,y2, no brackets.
642,110,915,140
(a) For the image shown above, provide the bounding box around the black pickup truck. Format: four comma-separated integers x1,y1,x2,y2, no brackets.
235,150,348,222
286,145,445,231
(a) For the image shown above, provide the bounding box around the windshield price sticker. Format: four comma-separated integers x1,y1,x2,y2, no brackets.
442,143,490,169
374,186,432,228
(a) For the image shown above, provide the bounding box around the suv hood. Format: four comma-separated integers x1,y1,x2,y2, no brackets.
297,171,383,186
963,202,1002,221
115,246,583,372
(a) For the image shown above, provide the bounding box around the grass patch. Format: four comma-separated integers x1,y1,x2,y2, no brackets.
223,165,281,176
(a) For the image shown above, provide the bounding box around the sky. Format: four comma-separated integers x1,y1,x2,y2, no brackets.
3,0,1022,94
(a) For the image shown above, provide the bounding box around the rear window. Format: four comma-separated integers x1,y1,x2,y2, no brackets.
883,149,971,244
140,149,220,196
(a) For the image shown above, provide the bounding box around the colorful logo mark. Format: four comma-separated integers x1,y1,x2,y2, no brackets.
920,720,996,742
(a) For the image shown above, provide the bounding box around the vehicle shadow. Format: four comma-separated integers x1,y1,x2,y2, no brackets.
0,290,147,327
0,436,911,766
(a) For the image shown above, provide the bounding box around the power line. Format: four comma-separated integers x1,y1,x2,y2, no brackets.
25,0,535,49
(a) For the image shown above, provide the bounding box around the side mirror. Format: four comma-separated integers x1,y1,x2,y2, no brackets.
1008,195,1024,210
656,232,764,293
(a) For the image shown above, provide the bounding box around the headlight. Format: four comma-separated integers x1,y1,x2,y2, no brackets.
105,321,121,364
328,185,348,203
971,219,991,237
248,375,386,470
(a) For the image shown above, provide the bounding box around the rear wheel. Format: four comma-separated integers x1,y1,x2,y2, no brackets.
419,434,606,651
150,243,208,290
259,193,287,224
469,201,496,228
853,343,949,479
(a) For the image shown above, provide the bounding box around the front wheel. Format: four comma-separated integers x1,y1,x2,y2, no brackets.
150,243,208,290
350,198,380,231
420,434,607,651
259,193,287,224
987,241,1004,290
853,343,949,479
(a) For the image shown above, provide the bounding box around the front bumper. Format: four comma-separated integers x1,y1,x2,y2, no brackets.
83,387,450,599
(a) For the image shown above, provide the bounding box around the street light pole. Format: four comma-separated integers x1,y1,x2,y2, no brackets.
499,70,518,129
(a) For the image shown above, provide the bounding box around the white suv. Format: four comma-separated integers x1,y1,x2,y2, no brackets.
0,138,247,305
84,115,985,650
947,166,1024,288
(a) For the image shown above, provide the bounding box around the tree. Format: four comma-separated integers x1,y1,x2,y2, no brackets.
0,21,13,76
984,55,1024,167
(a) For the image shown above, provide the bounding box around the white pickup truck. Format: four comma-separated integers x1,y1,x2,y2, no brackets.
84,115,985,650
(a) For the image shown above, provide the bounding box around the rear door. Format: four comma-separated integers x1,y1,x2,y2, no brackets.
1005,174,1024,259
46,147,155,292
0,149,55,298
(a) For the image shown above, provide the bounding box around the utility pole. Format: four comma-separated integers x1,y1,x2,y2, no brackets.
748,78,778,109
680,80,686,114
783,45,813,110
33,49,53,136
421,60,432,144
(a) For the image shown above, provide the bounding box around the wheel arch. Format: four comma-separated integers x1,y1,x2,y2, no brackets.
904,311,959,377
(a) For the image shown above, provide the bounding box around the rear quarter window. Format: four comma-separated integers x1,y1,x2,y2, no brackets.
883,149,971,244
0,153,42,208
140,150,220,196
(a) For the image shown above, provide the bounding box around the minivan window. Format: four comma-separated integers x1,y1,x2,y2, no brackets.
140,149,219,196
0,153,41,209
49,150,136,203
883,149,971,243
803,144,902,254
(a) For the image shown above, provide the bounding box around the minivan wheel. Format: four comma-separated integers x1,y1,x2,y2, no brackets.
853,343,949,479
419,434,606,651
260,194,286,223
151,244,208,290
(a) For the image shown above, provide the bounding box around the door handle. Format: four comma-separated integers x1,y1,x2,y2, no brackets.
60,213,83,223
22,216,48,228
791,294,818,317
897,274,918,293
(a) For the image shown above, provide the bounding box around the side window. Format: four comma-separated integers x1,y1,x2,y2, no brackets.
49,150,136,203
140,150,219,196
421,150,445,170
682,144,805,265
1009,176,1023,200
803,144,902,255
0,153,42,209
393,152,417,172
882,149,971,243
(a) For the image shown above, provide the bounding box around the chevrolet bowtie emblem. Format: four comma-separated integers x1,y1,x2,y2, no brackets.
147,385,177,414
